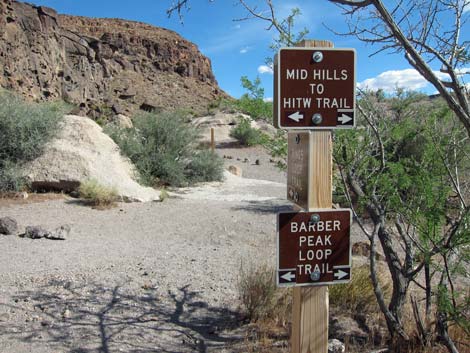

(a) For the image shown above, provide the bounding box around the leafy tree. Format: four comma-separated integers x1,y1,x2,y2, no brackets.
235,76,272,120
335,91,470,350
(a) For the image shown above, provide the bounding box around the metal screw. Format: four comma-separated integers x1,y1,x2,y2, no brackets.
312,113,322,125
310,271,321,281
310,213,320,224
312,51,323,63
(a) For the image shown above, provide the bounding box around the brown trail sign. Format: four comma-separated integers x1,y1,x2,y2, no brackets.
275,48,356,129
287,131,311,209
277,209,351,287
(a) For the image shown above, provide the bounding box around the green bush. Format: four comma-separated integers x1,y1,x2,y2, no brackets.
230,117,266,146
107,111,224,187
79,179,118,207
0,91,66,191
186,149,224,183
0,161,26,192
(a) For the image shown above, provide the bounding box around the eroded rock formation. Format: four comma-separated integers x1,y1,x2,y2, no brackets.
0,1,226,117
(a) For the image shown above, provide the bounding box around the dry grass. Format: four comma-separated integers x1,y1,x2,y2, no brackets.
78,179,118,208
329,264,392,314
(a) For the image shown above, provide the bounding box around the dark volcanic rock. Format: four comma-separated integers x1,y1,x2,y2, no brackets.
0,1,226,117
24,226,49,239
0,216,18,235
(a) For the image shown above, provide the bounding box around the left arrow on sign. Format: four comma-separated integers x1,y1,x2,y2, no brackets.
288,111,304,122
281,271,295,282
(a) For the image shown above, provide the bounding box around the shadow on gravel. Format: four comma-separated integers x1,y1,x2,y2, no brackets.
0,280,242,353
231,201,293,215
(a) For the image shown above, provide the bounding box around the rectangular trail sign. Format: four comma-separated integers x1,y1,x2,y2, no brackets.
277,209,352,287
276,48,356,129
287,131,311,210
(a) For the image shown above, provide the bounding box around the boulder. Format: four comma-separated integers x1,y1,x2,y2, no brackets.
192,112,247,145
328,339,345,353
25,226,49,239
0,217,18,235
110,114,133,129
227,165,242,177
22,115,160,202
45,224,71,240
330,315,369,345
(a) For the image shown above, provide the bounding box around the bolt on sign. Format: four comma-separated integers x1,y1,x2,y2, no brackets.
287,131,312,210
275,48,356,129
277,209,352,287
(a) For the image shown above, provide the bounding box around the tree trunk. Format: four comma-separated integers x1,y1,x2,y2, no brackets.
377,225,410,341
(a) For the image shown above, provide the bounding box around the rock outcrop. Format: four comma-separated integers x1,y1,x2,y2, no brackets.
0,1,226,117
22,115,161,202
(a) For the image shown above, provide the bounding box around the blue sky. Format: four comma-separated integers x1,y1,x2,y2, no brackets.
27,0,470,100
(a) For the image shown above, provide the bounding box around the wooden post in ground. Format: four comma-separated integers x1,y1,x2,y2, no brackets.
290,39,333,353
210,127,215,152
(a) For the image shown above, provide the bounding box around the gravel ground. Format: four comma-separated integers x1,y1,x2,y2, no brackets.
0,146,365,353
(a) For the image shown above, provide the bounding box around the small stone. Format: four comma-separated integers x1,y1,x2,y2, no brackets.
0,217,18,235
111,114,133,129
25,226,49,239
227,165,242,177
243,158,249,163
255,159,260,165
62,309,71,319
46,224,71,240
328,339,345,353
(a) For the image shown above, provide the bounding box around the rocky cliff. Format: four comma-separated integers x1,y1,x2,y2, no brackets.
0,1,226,117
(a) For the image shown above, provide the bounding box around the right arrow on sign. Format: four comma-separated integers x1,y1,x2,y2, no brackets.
288,111,304,122
333,266,351,281
338,113,353,125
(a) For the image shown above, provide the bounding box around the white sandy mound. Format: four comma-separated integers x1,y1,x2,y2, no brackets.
192,112,277,145
22,115,160,202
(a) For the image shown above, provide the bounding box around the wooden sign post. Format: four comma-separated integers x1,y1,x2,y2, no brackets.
275,38,356,352
291,123,332,353
278,39,334,353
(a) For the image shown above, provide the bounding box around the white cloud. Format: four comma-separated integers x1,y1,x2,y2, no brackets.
240,46,250,54
258,64,273,75
263,97,273,102
358,68,450,93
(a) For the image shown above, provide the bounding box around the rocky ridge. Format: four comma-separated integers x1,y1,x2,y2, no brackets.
0,1,226,117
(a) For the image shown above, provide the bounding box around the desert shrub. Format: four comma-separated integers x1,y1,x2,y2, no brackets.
186,149,224,183
107,111,224,187
238,263,291,325
0,91,66,191
0,161,26,192
230,117,267,146
79,179,118,207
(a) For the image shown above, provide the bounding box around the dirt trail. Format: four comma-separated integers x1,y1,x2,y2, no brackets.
0,146,364,353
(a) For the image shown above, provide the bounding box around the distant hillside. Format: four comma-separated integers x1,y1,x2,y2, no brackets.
0,1,227,117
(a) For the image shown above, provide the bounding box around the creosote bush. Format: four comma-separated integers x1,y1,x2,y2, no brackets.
238,263,291,326
107,111,224,187
79,179,119,208
0,90,66,192
230,117,267,146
